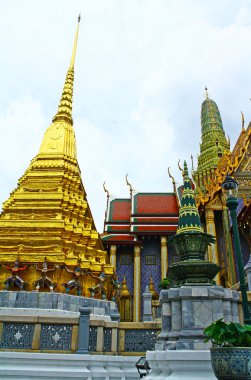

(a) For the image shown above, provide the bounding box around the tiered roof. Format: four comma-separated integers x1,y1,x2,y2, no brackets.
102,192,179,244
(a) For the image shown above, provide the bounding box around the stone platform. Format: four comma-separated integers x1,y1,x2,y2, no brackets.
0,291,116,318
157,285,239,350
146,350,217,379
0,350,217,379
0,352,139,379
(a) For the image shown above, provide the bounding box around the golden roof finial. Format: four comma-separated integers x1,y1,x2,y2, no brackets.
125,174,134,196
178,159,184,175
70,14,81,69
241,111,245,131
52,16,81,125
103,181,110,232
168,167,176,192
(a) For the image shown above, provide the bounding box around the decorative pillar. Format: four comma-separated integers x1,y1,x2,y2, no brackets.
76,302,91,354
142,285,153,322
133,245,141,322
205,209,220,285
222,207,236,286
245,255,251,291
161,236,168,279
110,245,117,270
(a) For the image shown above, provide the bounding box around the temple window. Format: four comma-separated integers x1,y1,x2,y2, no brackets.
120,254,132,265
145,255,156,265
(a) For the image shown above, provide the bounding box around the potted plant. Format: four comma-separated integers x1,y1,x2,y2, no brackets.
204,319,251,379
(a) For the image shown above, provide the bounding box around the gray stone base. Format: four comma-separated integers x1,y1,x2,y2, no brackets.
0,291,116,317
158,285,239,350
0,352,139,379
146,350,217,379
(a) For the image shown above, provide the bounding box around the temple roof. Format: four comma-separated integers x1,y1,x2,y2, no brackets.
102,192,179,244
196,120,251,208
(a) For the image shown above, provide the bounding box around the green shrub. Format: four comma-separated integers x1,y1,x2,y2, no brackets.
204,319,251,347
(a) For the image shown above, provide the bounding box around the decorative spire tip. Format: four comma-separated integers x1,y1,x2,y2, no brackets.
204,86,209,99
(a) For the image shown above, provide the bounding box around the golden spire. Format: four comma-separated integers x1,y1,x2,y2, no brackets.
38,17,81,157
52,15,81,125
241,111,245,131
120,275,131,298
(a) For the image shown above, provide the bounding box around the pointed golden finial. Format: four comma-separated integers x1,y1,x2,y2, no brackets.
103,182,110,232
204,86,209,99
121,275,130,297
168,167,176,192
52,16,81,125
241,111,245,131
103,181,110,197
70,14,81,68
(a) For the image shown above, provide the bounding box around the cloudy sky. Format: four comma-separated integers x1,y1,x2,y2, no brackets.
0,0,251,232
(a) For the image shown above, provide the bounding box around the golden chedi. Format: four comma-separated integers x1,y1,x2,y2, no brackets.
0,17,113,296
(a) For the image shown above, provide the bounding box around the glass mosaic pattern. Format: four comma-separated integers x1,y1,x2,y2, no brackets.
124,329,158,352
88,326,97,351
0,322,34,349
103,328,112,352
140,237,161,315
116,245,134,295
40,324,72,350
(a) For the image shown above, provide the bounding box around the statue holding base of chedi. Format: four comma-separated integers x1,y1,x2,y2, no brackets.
4,259,27,290
1,256,117,301
34,258,57,292
88,271,107,299
61,263,88,296
110,273,122,305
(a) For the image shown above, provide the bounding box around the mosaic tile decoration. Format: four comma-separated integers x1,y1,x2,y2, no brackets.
88,326,97,351
116,245,134,295
140,237,161,316
103,328,112,352
40,324,72,350
0,322,34,349
124,329,158,352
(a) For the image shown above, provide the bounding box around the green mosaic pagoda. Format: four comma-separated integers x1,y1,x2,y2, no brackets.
170,161,220,285
193,90,230,192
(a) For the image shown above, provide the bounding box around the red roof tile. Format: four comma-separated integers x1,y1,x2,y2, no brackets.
134,193,179,214
108,199,131,222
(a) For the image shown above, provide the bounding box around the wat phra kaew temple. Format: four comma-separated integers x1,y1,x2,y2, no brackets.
102,91,251,321
0,16,250,380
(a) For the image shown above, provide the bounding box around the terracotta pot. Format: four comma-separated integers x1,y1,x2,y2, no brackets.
210,347,251,379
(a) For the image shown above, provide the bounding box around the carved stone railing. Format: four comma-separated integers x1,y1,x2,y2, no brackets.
0,309,161,354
